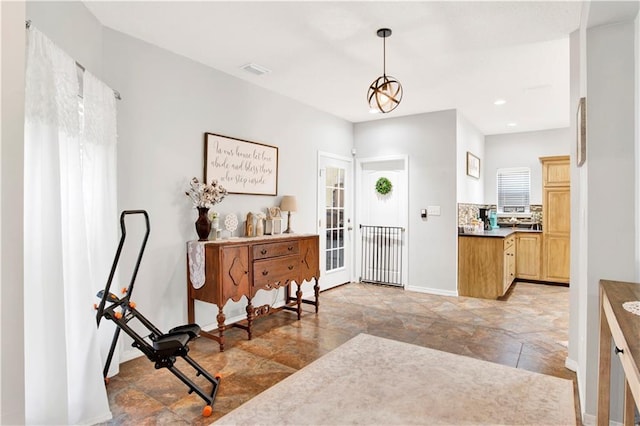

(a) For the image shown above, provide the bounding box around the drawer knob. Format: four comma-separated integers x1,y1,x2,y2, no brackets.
288,265,294,270
261,249,267,255
262,270,269,276
288,246,293,251
615,346,624,355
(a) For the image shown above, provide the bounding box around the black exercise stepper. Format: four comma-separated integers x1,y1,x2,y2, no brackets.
95,210,220,417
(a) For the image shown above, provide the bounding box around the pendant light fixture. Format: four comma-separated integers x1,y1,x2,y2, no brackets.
367,28,403,113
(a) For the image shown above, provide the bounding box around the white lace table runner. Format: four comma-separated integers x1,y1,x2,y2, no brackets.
187,241,205,289
622,301,640,316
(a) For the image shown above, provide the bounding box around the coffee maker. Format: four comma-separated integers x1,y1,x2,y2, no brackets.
479,208,490,230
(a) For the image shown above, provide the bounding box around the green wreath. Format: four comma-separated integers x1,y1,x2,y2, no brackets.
375,177,393,195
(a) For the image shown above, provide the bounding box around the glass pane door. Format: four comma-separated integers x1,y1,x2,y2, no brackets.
317,154,352,290
325,167,345,272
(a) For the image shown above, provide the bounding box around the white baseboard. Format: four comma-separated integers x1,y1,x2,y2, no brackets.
582,412,595,425
405,285,458,297
84,411,114,425
574,360,588,426
200,311,247,334
121,348,142,363
565,356,578,372
582,412,624,426
575,366,624,426
118,310,261,364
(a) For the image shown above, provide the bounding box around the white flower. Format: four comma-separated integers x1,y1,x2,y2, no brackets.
185,177,228,209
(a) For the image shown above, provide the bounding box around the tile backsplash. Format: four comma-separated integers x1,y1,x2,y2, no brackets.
458,203,481,227
457,203,542,227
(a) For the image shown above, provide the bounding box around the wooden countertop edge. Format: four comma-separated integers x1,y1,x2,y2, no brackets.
600,279,640,384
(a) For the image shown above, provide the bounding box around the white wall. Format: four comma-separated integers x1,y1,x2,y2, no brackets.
27,2,353,360
636,11,640,281
0,2,26,424
456,113,485,204
577,15,638,422
354,110,458,296
484,128,570,205
567,23,585,412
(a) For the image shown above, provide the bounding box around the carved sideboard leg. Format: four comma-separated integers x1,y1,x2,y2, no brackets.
187,294,195,324
313,277,320,313
216,309,226,352
296,284,303,320
246,299,254,340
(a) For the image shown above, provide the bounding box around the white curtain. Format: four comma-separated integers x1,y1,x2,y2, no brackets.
82,71,120,379
24,27,114,425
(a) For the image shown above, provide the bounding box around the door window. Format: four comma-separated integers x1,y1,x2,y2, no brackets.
325,167,345,271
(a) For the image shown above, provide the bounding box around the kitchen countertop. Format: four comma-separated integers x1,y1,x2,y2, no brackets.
458,228,542,238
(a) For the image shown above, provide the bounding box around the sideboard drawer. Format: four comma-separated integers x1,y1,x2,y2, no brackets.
253,241,299,260
253,255,299,289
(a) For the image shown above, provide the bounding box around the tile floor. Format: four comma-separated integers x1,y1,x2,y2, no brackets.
100,281,578,425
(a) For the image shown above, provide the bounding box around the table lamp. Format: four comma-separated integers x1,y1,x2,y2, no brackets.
280,195,297,234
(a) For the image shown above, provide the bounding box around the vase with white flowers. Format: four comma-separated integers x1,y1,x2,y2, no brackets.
185,177,228,241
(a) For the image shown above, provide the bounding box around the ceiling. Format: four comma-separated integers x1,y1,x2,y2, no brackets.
84,1,583,135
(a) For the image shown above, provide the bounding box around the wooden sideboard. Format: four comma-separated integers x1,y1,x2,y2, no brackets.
597,280,640,425
187,234,320,351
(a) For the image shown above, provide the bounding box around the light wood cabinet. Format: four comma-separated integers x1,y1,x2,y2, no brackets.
503,238,516,294
516,233,542,280
542,157,571,187
458,234,516,299
540,156,570,283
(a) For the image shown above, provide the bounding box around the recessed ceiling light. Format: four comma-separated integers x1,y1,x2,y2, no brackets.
240,63,271,76
507,122,517,127
494,99,507,106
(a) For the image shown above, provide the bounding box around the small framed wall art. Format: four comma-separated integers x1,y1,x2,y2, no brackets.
204,133,278,196
466,152,480,179
576,97,586,167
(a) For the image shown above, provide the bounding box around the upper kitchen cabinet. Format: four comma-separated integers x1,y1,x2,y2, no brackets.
542,156,571,187
540,156,570,283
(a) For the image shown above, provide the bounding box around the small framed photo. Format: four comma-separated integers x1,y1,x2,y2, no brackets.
576,97,586,167
466,152,480,179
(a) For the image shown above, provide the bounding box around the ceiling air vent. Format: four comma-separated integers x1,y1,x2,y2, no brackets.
240,63,271,76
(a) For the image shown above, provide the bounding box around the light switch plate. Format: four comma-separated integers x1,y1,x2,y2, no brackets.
427,206,441,216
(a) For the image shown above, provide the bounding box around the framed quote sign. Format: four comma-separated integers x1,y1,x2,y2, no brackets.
204,132,278,195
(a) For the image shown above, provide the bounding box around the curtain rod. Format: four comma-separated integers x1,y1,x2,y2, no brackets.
25,20,122,101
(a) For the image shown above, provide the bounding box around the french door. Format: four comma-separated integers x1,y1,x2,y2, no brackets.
317,153,353,290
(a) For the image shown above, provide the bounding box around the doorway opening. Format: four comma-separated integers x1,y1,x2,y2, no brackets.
356,155,409,288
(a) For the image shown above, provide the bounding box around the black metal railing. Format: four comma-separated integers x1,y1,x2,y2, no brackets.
360,225,404,287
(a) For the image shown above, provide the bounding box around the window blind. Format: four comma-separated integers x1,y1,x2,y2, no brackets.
497,167,530,213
